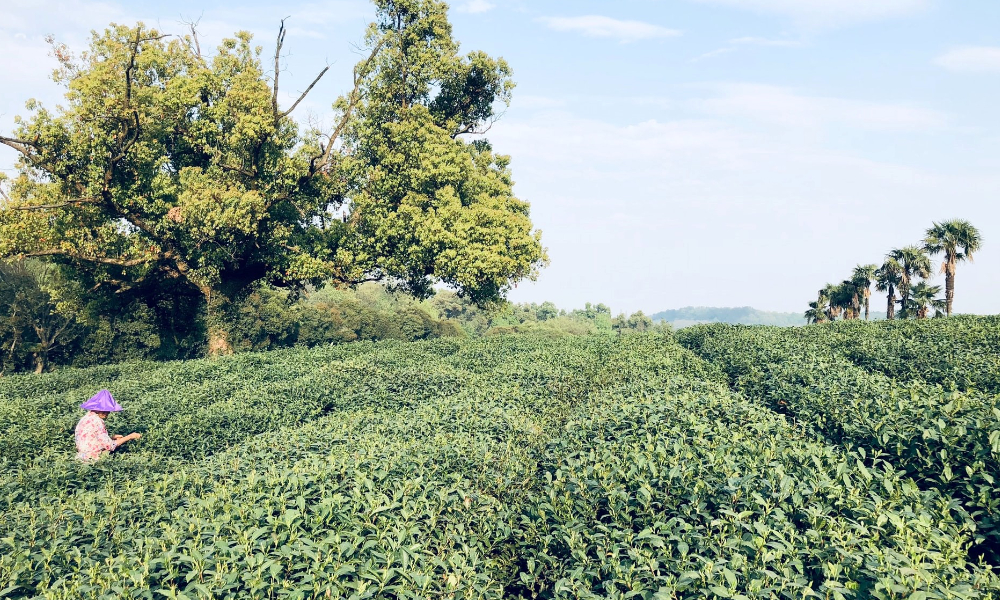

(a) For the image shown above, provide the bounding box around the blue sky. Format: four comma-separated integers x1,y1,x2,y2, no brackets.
3,0,999,315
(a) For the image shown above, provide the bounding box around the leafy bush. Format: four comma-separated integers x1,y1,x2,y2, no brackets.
678,319,1000,561
3,333,999,598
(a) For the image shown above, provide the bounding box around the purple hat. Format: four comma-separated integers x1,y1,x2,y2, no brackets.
81,389,123,412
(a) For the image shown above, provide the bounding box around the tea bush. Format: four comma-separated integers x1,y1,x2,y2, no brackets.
2,332,999,598
678,319,1000,561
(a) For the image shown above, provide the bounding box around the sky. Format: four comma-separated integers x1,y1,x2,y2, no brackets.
2,0,999,315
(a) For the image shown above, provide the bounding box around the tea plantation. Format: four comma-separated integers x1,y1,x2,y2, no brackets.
3,321,1000,599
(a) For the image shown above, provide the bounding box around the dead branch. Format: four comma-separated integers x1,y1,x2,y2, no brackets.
280,65,330,120
11,197,101,211
25,249,151,268
272,18,289,123
182,15,204,60
307,40,385,177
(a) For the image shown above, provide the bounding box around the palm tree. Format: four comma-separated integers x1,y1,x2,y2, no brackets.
888,246,931,318
821,283,842,321
907,281,946,319
805,288,831,324
875,258,903,320
851,264,878,320
924,220,982,316
829,281,861,320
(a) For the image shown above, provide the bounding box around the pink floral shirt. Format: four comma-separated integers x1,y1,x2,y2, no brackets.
75,411,117,461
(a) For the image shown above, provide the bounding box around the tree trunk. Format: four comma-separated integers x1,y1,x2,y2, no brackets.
945,257,956,316
864,294,870,320
899,275,910,318
886,286,895,320
202,286,233,356
33,352,46,374
207,327,232,356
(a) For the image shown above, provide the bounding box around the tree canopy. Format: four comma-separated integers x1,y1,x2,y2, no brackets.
0,0,546,350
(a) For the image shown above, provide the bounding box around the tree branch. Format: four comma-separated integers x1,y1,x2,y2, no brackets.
280,65,330,120
184,17,204,60
11,197,101,211
25,249,151,268
272,18,289,124
307,40,385,177
0,135,39,154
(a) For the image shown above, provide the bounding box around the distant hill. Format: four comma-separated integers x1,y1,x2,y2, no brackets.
651,306,803,328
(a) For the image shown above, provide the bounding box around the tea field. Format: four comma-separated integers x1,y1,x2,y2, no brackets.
3,321,1000,598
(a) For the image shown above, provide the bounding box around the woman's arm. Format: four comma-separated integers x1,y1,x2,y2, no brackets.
112,432,142,448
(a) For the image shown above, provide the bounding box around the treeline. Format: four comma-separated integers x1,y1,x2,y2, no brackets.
651,306,803,328
0,260,662,375
806,219,982,323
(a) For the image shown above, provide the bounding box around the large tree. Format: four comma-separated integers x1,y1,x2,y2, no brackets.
875,258,903,320
888,246,931,319
924,219,982,316
0,0,546,352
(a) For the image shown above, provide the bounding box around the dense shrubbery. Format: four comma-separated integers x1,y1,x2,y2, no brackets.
678,318,1000,560
3,332,999,598
0,262,661,374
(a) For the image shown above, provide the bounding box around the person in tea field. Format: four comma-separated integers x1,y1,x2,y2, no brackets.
74,389,142,461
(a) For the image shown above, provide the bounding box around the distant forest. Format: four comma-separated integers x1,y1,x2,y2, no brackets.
651,306,805,328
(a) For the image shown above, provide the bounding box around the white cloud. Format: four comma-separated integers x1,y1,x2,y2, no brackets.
1,0,125,32
934,46,1000,73
729,36,802,47
696,83,949,132
514,95,567,110
694,37,800,61
689,0,930,26
692,47,735,61
538,15,680,43
490,105,1000,315
456,0,495,14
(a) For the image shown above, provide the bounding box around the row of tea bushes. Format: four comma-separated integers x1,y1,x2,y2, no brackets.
3,333,999,597
678,322,1000,561
514,389,998,599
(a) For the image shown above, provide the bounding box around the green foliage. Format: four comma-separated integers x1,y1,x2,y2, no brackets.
3,332,1000,598
678,317,1000,560
0,1,546,350
0,260,88,374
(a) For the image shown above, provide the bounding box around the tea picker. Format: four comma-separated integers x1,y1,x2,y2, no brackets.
74,389,142,461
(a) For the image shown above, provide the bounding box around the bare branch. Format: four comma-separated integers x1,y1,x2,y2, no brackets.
0,135,39,159
11,197,101,211
279,65,330,120
181,15,205,60
272,18,289,123
25,249,151,268
307,40,385,177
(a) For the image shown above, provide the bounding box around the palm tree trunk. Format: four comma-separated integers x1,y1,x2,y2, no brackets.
899,274,910,318
945,257,956,316
864,295,870,320
886,285,895,320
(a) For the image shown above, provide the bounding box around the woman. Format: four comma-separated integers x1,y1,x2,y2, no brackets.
75,389,142,461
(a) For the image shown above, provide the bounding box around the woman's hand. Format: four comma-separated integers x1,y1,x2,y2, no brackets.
116,432,142,445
